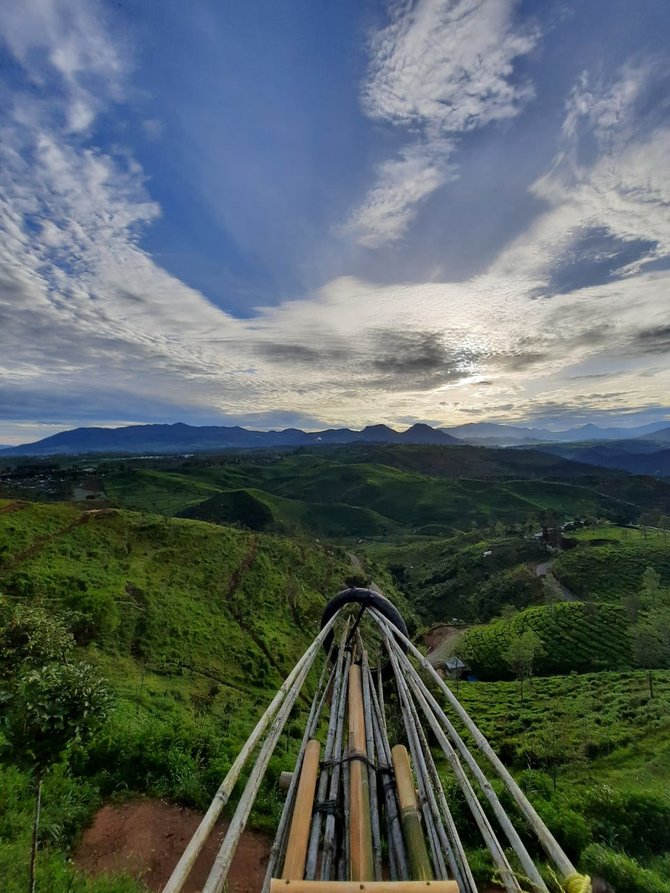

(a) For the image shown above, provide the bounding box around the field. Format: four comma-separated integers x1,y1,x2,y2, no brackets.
456,602,632,678
3,450,670,891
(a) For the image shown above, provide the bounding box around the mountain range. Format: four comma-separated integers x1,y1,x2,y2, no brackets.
2,420,670,459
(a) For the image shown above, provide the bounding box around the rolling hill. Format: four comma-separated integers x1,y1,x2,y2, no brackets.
100,445,670,539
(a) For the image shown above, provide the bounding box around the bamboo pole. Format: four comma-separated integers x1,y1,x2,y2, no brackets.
348,664,374,882
381,618,548,893
270,881,459,893
201,633,329,893
264,661,336,893
361,651,383,881
381,623,523,893
408,691,476,893
392,745,433,881
383,635,520,893
370,609,575,882
387,645,449,881
282,740,321,880
366,660,409,880
305,621,350,881
320,647,352,880
164,614,338,893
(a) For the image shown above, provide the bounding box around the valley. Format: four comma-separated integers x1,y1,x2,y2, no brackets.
1,443,670,891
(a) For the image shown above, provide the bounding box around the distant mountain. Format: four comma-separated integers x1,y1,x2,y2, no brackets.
539,441,670,477
0,421,460,457
443,420,670,446
643,425,670,443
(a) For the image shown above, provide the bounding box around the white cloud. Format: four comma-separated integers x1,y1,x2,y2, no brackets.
1,4,670,438
344,0,539,247
0,0,126,132
494,64,670,280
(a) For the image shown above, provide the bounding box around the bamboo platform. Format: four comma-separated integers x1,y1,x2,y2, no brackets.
270,881,460,893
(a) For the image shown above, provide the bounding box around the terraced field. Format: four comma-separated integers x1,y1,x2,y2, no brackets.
457,602,632,678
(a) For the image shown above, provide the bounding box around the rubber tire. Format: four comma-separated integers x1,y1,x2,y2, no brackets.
320,587,409,669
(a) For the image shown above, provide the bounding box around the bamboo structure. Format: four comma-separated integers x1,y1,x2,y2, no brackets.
270,882,459,893
165,586,592,893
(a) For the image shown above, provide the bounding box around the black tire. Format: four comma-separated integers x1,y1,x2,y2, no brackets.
320,587,409,672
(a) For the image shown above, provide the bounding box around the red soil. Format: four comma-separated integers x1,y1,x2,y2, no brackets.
73,798,272,893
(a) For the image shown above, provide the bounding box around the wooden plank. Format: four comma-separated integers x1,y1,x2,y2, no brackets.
282,740,321,880
270,880,459,893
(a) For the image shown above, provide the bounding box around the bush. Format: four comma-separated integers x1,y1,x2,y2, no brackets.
581,843,670,893
580,785,670,858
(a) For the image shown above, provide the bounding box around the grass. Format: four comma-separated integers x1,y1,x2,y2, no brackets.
0,499,359,889
3,492,670,888
449,671,670,888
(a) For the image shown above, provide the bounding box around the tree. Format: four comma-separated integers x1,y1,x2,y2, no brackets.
632,608,670,698
0,598,74,680
504,628,545,704
640,567,663,610
0,599,109,893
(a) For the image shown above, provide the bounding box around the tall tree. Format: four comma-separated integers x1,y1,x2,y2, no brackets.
0,599,109,893
504,628,545,704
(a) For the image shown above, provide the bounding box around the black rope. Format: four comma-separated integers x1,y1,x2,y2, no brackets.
313,798,340,816
320,752,391,773
344,604,367,651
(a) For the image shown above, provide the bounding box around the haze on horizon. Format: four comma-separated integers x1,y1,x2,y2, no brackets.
1,0,670,446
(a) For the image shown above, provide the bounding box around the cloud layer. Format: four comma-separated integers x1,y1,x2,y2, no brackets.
1,0,669,442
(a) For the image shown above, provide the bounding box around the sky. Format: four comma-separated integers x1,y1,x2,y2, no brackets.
1,0,670,444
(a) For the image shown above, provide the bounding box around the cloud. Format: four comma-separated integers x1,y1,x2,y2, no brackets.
493,63,670,283
2,3,670,440
0,0,126,132
344,0,539,246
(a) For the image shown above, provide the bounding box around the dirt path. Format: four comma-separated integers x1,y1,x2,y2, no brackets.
73,798,272,893
423,624,466,665
532,559,578,602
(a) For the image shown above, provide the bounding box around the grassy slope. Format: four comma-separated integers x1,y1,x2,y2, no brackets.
554,530,670,600
362,532,548,623
454,672,670,888
0,499,356,891
457,602,632,678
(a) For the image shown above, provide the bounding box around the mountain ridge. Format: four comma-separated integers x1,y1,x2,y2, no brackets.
0,421,460,457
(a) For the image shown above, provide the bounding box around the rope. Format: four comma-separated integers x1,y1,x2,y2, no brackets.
563,874,591,893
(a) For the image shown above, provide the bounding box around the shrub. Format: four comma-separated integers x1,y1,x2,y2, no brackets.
581,843,670,893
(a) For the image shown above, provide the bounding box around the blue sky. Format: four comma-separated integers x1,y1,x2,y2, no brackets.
1,0,670,443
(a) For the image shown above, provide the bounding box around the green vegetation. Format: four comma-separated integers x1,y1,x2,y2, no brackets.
0,498,358,891
458,602,632,678
97,444,670,538
452,671,670,890
4,444,670,889
554,538,670,602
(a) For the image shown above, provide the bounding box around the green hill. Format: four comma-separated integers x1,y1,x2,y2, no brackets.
3,498,670,890
178,486,401,537
457,602,633,679
554,537,670,601
100,444,670,539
